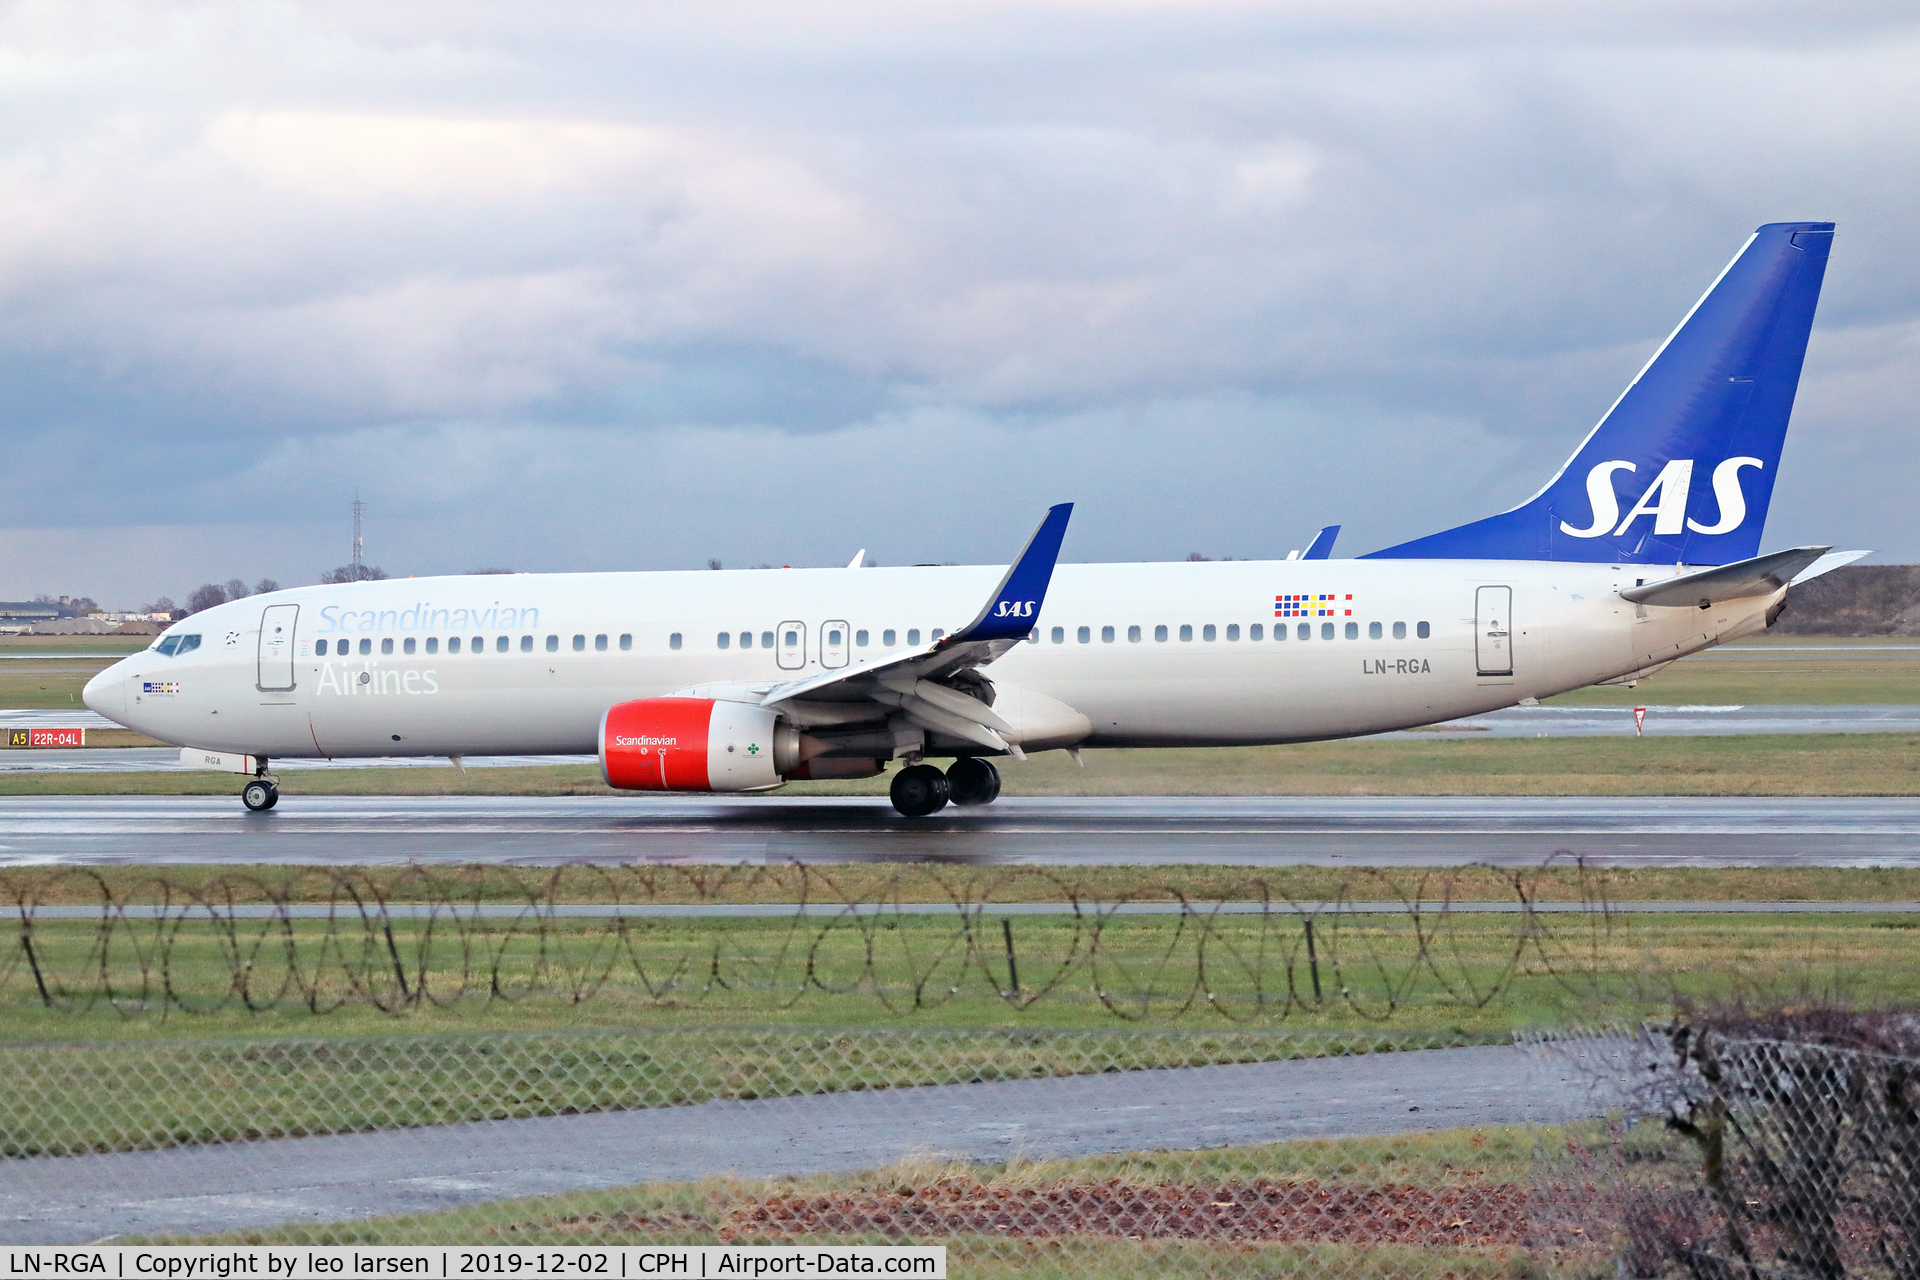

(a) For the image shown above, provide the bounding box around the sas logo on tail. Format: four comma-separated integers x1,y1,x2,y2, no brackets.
1559,457,1763,539
993,600,1038,619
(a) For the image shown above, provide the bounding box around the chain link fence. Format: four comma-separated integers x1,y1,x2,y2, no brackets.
0,1024,1614,1273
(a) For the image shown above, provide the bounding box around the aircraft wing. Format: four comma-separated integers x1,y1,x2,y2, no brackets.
1620,545,1831,608
756,503,1073,755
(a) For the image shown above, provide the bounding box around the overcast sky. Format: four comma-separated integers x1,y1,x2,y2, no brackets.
2,1,1917,606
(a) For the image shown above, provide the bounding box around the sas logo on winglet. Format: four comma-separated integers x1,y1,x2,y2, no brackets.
1559,458,1763,539
142,682,180,695
992,600,1038,619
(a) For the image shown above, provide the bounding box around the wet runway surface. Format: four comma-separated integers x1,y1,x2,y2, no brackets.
6,794,1920,866
2,1044,1602,1243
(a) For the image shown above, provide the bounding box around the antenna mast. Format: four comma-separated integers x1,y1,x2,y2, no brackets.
351,495,364,576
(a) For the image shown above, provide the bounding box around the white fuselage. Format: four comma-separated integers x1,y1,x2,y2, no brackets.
83,558,1774,761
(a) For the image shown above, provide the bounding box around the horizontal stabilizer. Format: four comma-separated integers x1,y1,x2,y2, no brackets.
1620,545,1829,608
1790,548,1871,585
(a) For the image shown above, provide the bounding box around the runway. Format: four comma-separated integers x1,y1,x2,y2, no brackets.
6,794,1920,866
2,1043,1602,1243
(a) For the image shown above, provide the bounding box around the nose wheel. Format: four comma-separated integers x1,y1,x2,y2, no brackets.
241,778,280,811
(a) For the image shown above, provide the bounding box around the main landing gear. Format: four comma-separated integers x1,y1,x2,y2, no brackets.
889,758,1001,817
241,763,279,812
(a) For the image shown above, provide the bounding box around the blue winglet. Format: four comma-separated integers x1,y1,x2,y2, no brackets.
948,503,1074,643
1303,525,1340,559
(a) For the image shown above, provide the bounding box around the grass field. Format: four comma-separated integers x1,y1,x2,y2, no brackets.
6,899,1915,1043
8,731,1920,796
8,861,1920,905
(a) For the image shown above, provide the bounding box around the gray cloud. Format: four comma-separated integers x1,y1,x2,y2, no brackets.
2,0,1917,605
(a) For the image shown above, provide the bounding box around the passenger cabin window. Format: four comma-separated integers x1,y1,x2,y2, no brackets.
448,637,461,653
426,637,439,654
495,636,508,653
314,639,328,656
360,639,373,655
907,629,921,645
1078,626,1091,643
1027,630,1039,644
883,630,896,646
381,638,394,655
671,633,684,650
737,632,751,648
596,634,608,651
1321,623,1335,640
1179,624,1193,642
1155,625,1169,642
1128,625,1142,643
1251,624,1264,641
521,635,534,652
1203,624,1216,641
932,629,944,640
1416,621,1431,639
1102,626,1115,643
759,631,773,649
717,632,731,649
471,635,484,652
1392,622,1406,640
1051,627,1065,644
573,635,585,651
856,630,869,646
620,633,633,650
403,638,415,655
1297,623,1309,640
547,635,559,652
1369,622,1383,639
1226,625,1239,641
1345,622,1359,639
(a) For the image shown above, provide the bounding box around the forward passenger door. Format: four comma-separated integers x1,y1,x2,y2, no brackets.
257,604,299,692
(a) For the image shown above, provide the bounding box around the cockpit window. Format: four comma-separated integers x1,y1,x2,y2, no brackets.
153,634,202,658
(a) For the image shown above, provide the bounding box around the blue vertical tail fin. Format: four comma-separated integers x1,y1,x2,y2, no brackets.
1364,222,1834,565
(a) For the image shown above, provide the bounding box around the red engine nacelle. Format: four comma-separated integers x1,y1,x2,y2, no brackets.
599,697,802,792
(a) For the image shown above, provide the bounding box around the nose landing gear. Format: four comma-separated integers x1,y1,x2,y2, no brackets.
241,760,279,812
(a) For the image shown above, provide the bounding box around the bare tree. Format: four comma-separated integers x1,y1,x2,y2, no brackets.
1185,552,1212,562
465,568,514,576
224,578,251,601
146,596,176,617
254,578,279,595
708,559,723,571
185,583,227,614
320,565,388,584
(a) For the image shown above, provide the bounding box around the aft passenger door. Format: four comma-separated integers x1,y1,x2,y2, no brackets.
1475,586,1512,677
257,604,299,691
776,621,807,671
820,619,850,669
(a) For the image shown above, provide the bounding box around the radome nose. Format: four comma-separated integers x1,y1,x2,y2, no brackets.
83,664,127,722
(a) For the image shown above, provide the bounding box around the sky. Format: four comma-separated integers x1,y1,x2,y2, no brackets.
1,1,1917,608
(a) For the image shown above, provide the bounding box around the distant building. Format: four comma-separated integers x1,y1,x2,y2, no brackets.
0,601,74,622
0,600,77,634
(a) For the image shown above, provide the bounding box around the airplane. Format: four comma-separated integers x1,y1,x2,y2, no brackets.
85,221,1864,817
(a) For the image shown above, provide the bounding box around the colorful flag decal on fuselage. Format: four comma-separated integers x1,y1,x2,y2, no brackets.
1275,593,1352,618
